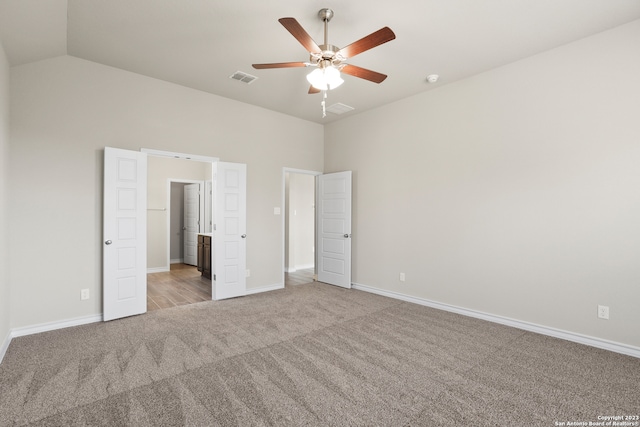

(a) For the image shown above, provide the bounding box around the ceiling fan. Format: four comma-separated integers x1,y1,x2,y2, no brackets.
252,8,396,95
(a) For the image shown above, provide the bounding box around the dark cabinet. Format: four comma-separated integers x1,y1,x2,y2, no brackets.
197,234,212,279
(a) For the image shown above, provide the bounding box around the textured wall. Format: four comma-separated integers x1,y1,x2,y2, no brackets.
325,20,640,347
287,173,315,271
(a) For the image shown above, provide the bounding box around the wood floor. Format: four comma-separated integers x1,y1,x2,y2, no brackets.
147,264,211,311
148,265,315,311
285,268,314,286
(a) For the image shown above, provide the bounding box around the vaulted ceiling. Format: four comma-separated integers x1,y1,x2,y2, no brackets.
1,0,640,123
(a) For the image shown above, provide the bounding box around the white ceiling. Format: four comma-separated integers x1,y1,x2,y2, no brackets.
1,0,640,124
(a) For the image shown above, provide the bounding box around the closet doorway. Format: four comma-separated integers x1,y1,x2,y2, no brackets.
168,180,207,267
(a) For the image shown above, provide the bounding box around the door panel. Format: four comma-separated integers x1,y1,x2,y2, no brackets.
213,162,247,300
317,171,352,288
183,183,200,266
103,147,147,321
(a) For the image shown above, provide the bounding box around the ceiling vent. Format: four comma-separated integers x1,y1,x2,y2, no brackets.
229,71,258,84
326,103,355,115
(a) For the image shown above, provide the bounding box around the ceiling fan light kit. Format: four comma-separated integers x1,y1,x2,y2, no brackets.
306,62,344,90
252,8,395,117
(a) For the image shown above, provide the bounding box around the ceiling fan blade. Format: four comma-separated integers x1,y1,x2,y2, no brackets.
278,17,322,54
337,27,396,59
341,64,388,84
252,62,307,69
308,85,321,94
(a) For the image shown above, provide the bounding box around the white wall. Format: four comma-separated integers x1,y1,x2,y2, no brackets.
0,39,11,353
170,182,186,262
286,173,315,271
325,20,640,348
9,55,323,328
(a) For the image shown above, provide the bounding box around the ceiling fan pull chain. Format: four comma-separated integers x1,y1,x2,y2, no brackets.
322,91,327,118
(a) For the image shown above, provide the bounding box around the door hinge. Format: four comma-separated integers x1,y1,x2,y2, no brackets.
213,224,217,231
213,274,216,281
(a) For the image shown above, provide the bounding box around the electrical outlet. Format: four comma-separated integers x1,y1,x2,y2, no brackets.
246,269,251,277
80,289,90,300
399,272,406,282
597,305,609,320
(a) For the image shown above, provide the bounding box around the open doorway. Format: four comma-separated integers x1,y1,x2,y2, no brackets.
284,169,320,287
146,155,213,311
104,148,248,321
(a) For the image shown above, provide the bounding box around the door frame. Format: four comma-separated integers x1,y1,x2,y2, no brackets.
166,179,205,268
281,168,322,287
141,148,220,164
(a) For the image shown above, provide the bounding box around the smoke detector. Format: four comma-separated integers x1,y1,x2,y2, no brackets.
426,74,439,83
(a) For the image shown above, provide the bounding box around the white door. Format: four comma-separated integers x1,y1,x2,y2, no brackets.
317,171,352,288
103,147,147,321
212,162,247,300
183,183,200,266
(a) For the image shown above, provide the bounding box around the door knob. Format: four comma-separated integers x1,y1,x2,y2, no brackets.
105,240,112,245
343,234,351,238
241,234,247,238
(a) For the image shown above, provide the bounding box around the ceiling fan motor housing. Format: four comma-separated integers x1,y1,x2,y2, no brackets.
318,8,334,22
311,44,342,67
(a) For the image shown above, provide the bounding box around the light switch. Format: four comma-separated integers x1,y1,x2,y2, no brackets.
274,207,281,215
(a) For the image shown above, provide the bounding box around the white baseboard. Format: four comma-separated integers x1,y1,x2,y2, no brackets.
147,267,169,274
170,258,184,264
246,283,284,295
0,330,11,365
352,282,640,359
0,283,285,359
0,282,278,364
11,314,103,339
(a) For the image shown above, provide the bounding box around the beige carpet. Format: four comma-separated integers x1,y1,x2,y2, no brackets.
0,282,638,426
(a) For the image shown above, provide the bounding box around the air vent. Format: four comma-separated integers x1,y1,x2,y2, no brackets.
326,103,355,115
229,71,258,84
